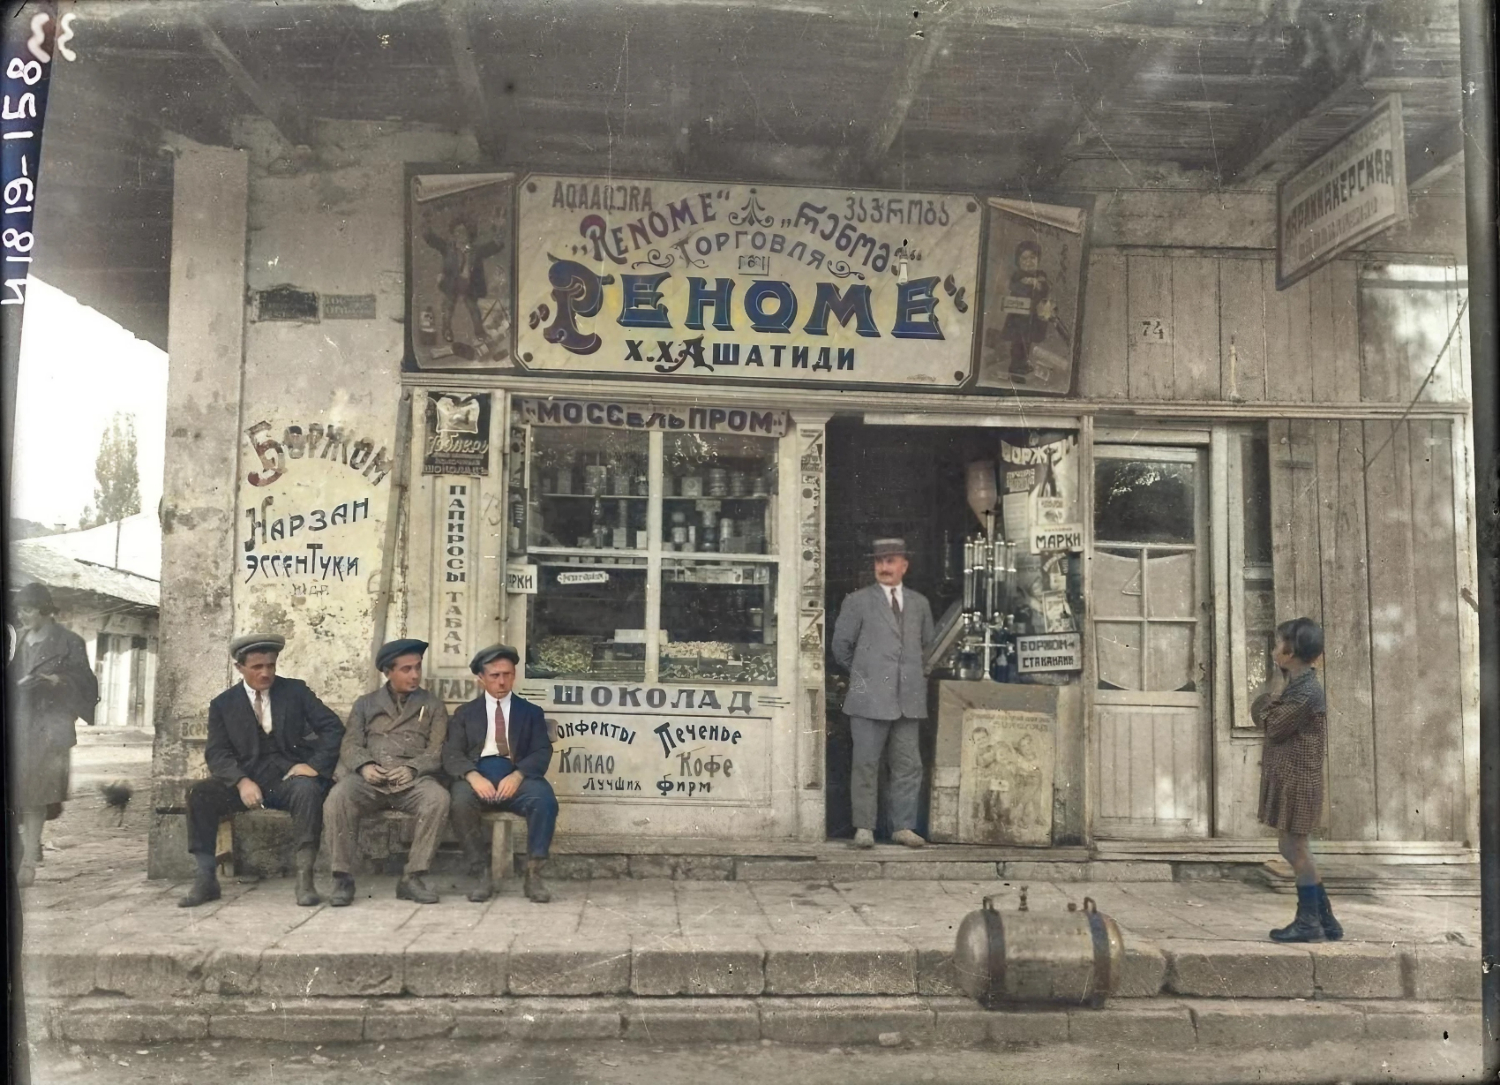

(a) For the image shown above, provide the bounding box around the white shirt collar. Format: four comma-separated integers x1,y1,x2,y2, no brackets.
884,583,903,602
243,679,268,705
484,690,513,712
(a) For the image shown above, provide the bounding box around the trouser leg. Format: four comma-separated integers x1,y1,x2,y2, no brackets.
392,777,451,875
885,719,924,833
186,779,248,857
262,775,330,854
323,775,382,875
497,776,559,858
448,778,487,870
18,808,43,869
849,717,892,832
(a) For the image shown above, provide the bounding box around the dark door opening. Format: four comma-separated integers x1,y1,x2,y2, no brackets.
822,417,1005,841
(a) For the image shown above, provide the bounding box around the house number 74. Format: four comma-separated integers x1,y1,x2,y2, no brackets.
1139,318,1170,343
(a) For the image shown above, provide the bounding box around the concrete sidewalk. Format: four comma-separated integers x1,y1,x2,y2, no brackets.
17,763,1483,1051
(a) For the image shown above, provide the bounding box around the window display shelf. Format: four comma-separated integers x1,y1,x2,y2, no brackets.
530,547,649,560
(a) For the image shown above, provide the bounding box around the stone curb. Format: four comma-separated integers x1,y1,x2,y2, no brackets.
39,995,1486,1048
23,937,1480,1002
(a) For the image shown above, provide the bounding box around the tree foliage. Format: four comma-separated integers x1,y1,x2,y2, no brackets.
80,412,140,529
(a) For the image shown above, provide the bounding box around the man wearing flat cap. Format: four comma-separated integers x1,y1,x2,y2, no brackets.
443,644,558,903
179,633,344,907
831,538,936,849
323,639,450,906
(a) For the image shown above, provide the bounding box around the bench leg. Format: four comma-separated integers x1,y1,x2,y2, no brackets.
491,820,514,885
214,821,236,878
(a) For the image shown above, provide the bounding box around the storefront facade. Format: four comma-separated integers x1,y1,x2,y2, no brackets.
146,111,1476,877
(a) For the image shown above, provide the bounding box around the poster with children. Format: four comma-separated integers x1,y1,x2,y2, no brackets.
976,198,1091,396
406,171,517,371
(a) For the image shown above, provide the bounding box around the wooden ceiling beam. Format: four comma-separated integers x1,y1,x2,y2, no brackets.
1219,73,1371,182
846,5,968,183
1408,121,1464,190
439,0,503,161
196,18,313,148
1026,40,1153,189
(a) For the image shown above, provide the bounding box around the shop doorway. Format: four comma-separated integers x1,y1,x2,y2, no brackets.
1090,445,1212,839
822,419,996,841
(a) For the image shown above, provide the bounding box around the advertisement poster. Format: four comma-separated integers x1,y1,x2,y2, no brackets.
958,708,1055,845
999,430,1081,547
406,171,516,371
976,198,1091,395
515,175,983,389
422,391,492,476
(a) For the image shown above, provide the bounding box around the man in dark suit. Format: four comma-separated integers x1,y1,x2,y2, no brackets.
444,643,557,904
179,633,344,907
831,538,936,850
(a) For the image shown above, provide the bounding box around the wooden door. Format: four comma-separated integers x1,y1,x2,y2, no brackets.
1091,445,1211,839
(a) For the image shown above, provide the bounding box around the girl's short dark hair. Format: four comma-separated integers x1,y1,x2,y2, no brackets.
1275,617,1324,662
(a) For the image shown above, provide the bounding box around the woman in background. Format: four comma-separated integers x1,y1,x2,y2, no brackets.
1254,616,1341,943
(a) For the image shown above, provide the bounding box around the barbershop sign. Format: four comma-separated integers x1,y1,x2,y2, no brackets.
516,175,983,389
1277,95,1408,289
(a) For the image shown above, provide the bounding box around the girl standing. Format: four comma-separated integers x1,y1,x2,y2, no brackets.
1254,616,1342,943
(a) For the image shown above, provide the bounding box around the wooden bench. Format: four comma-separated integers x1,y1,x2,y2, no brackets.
215,808,527,887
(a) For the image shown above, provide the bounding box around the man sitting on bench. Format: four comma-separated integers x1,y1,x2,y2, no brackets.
324,638,451,906
444,644,557,903
179,633,344,908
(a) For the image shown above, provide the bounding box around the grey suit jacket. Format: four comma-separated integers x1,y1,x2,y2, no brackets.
831,582,935,720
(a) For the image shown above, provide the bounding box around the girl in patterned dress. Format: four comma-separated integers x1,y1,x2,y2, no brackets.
1254,617,1342,943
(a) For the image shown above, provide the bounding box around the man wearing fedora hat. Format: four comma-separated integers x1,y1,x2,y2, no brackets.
323,639,451,907
831,538,936,849
179,633,344,907
10,582,98,887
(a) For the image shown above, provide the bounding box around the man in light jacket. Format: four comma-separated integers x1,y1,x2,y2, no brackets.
831,538,935,849
323,638,450,907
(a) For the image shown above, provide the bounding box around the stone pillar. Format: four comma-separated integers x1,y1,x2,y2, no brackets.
148,141,249,879
793,412,831,840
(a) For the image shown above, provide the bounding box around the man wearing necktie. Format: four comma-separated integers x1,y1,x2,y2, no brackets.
443,644,558,903
323,639,450,907
179,633,344,907
831,538,936,849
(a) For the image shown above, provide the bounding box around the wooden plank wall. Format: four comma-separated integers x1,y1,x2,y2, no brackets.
1080,253,1464,406
1266,418,1464,841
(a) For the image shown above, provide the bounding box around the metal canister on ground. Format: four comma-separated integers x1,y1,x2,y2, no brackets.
953,893,1124,1009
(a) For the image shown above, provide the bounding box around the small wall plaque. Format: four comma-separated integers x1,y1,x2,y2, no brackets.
323,294,378,320
253,286,320,322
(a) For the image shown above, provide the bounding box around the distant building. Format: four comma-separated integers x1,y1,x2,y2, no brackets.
11,513,160,731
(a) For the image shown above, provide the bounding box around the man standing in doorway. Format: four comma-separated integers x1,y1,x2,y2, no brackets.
323,639,450,907
831,538,936,849
179,634,344,907
444,644,558,903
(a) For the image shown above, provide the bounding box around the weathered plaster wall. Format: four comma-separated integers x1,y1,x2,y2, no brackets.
233,120,471,710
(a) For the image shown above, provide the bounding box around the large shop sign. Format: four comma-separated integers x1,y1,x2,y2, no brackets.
1277,95,1408,290
515,176,983,390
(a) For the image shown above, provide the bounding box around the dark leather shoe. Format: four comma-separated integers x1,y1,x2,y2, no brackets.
467,867,493,903
294,867,322,907
1315,884,1343,941
524,860,552,904
329,873,355,907
179,874,222,908
397,872,439,905
1270,886,1325,943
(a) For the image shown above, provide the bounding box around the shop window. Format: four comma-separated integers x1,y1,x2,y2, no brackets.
1230,427,1276,730
518,423,779,685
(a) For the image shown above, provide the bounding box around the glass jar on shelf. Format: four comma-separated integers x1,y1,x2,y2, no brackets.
528,427,648,550
663,431,777,556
